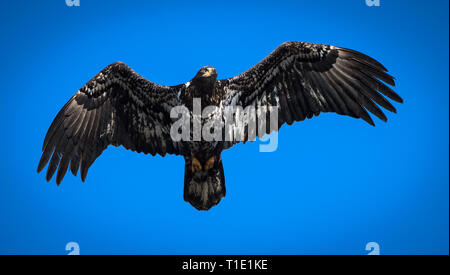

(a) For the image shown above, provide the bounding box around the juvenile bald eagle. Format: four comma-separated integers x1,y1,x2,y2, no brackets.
37,41,402,210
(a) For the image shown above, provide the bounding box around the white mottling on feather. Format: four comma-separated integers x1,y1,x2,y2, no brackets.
144,127,151,143
106,109,115,136
155,124,162,137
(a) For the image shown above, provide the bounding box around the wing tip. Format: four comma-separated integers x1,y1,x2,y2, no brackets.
395,96,404,104
45,173,53,182
362,116,376,127
37,163,44,174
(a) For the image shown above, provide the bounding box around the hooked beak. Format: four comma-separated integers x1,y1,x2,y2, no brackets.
202,67,217,77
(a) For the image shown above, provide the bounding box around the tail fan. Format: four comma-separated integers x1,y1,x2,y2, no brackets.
183,156,226,210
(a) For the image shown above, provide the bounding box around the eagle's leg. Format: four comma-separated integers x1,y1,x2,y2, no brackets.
183,154,226,211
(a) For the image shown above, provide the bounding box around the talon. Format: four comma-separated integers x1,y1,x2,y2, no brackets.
192,158,202,172
204,156,215,170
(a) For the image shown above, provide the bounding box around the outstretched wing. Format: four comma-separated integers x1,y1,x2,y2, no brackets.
219,41,402,146
38,62,184,185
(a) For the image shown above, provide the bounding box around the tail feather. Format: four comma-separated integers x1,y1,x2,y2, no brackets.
184,156,225,211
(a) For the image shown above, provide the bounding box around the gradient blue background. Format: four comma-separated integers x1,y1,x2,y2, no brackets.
0,0,448,255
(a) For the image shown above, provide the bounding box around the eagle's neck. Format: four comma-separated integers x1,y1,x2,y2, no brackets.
185,78,217,107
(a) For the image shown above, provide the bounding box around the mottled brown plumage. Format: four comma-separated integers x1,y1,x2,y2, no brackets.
38,41,402,210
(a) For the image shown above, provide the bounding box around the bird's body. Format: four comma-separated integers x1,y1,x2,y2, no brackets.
37,41,403,210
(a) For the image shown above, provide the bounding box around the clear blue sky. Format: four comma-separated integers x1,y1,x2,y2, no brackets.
0,0,448,254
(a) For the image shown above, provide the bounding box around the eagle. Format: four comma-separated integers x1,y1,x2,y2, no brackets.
37,41,402,210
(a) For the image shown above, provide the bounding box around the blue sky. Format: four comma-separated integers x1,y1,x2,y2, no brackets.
0,0,448,254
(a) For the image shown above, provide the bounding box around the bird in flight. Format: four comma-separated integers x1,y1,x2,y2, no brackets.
37,41,402,210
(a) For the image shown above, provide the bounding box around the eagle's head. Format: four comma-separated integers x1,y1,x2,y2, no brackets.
186,66,218,101
195,66,217,79
191,66,217,92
